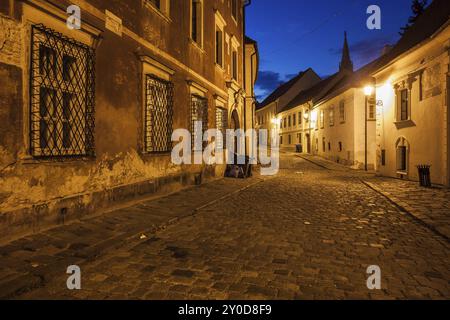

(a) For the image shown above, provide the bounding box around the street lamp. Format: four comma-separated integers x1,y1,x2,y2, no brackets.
363,86,374,171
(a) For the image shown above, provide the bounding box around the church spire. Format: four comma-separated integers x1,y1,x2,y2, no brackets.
339,31,353,73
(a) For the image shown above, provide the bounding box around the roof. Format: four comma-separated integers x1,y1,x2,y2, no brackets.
282,73,341,111
244,36,257,45
375,0,450,72
256,69,312,110
316,58,382,104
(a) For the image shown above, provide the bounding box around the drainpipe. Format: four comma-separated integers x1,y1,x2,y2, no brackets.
243,0,252,157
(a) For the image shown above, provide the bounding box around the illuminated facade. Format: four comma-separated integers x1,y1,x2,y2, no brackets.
373,0,450,186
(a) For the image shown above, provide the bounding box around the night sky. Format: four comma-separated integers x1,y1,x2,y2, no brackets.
246,0,419,100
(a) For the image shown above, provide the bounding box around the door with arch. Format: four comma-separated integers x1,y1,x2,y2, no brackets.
230,109,241,155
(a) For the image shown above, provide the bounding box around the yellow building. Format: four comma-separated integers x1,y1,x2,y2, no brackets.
255,68,321,141
373,0,450,186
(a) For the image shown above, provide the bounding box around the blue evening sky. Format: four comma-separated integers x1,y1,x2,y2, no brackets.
246,0,417,100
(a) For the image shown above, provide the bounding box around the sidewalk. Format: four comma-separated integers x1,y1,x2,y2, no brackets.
295,153,450,242
363,177,450,241
0,175,264,299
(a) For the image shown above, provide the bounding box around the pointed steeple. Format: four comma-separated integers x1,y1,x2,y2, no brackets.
339,31,353,73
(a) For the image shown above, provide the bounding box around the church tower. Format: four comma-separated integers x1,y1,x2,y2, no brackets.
339,31,354,73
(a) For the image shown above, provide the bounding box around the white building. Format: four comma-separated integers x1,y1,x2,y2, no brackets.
373,0,450,186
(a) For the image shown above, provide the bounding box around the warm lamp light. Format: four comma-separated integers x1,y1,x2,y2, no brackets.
364,86,374,96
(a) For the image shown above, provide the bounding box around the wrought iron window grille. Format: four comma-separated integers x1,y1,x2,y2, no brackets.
190,95,208,151
144,75,174,153
29,24,95,158
216,107,228,150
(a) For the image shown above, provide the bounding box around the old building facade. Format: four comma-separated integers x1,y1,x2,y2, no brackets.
255,68,320,145
373,0,450,186
276,34,377,170
0,0,258,241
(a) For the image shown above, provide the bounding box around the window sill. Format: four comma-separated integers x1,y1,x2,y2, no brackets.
20,155,96,165
144,3,172,23
394,119,415,129
397,170,408,176
189,38,205,53
215,63,225,72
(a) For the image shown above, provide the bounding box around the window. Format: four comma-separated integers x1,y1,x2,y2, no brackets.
288,116,291,127
191,95,208,151
298,133,302,143
144,75,174,153
231,0,238,21
280,136,283,145
145,0,170,17
215,11,226,68
288,135,291,145
322,137,326,152
191,0,203,46
329,108,335,127
283,118,287,128
30,24,95,158
339,101,345,123
320,110,324,129
215,29,223,66
293,113,296,126
381,149,386,166
328,142,331,151
400,89,409,121
232,49,238,80
216,107,228,150
298,112,302,125
368,104,376,120
338,142,343,152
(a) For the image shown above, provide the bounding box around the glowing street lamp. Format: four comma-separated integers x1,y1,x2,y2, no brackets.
364,85,374,96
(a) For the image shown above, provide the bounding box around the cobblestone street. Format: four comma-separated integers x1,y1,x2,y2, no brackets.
1,154,449,300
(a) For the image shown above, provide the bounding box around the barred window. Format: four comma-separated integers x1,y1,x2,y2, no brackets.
191,95,208,151
216,107,228,150
30,24,95,158
144,75,174,153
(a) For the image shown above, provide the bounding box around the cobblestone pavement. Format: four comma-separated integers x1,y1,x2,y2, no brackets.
2,154,450,300
363,178,450,240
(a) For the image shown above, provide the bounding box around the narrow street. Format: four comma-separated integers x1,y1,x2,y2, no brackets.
1,154,448,300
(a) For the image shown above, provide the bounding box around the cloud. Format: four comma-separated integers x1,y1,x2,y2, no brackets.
255,71,302,101
255,70,284,100
329,35,397,67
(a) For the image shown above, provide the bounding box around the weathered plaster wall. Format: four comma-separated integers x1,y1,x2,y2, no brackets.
0,0,248,221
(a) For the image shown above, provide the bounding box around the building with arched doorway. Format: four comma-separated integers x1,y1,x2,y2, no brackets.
373,0,450,186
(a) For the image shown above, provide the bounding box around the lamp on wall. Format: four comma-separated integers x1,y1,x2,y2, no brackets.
364,85,374,96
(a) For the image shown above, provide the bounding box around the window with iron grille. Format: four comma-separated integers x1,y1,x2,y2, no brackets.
30,24,95,158
144,75,174,153
191,95,208,151
216,107,228,150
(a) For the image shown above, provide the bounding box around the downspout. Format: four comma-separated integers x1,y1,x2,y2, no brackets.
243,0,252,157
